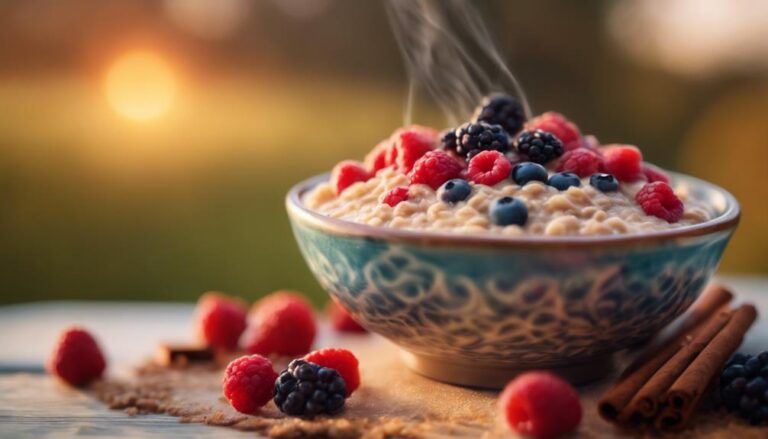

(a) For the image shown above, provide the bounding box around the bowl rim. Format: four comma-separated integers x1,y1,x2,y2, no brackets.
286,171,740,248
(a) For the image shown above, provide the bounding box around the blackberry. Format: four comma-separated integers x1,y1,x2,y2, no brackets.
472,94,526,136
440,128,458,152
719,351,768,424
273,359,347,418
515,130,564,164
454,122,510,160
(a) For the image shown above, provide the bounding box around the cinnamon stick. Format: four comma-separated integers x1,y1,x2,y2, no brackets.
597,283,733,422
617,309,732,422
660,303,758,429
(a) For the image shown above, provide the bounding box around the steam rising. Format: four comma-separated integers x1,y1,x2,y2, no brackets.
385,0,530,126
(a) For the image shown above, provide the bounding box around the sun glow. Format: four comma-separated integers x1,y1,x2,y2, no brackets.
104,51,177,121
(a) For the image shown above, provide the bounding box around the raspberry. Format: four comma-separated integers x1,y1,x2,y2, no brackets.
305,348,361,396
48,327,106,387
556,148,604,178
410,150,464,190
392,126,438,172
331,161,371,195
326,300,367,333
515,130,564,164
527,112,583,151
635,181,684,223
364,139,393,174
223,354,278,414
467,150,512,186
243,291,317,356
382,186,409,207
602,145,643,182
642,163,670,184
472,94,526,136
196,292,248,351
499,371,582,439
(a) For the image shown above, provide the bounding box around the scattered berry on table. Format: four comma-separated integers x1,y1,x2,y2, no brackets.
499,371,582,439
511,162,548,186
48,327,106,387
556,147,603,177
490,197,528,227
527,112,583,151
439,178,472,203
392,126,438,172
548,172,581,191
223,354,278,414
467,150,512,186
440,128,458,152
331,161,371,195
635,181,683,223
602,145,643,182
382,186,409,207
515,130,564,164
720,352,768,424
589,173,619,192
196,292,248,351
305,348,361,396
326,300,367,333
274,360,347,417
455,122,510,160
642,163,669,184
472,94,526,137
409,150,465,190
242,291,317,356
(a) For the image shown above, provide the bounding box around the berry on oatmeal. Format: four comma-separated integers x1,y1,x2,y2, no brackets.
511,162,548,186
440,128,458,152
223,354,277,414
439,178,472,203
48,327,106,387
642,163,670,184
274,360,347,417
410,150,464,190
490,197,528,226
515,130,564,164
548,172,581,191
393,126,438,172
242,291,317,356
556,147,603,177
326,300,367,333
196,292,248,351
589,173,619,192
364,139,393,174
635,181,684,223
499,371,582,439
472,93,526,136
527,111,583,151
602,145,643,182
455,122,510,159
305,348,360,396
467,150,512,186
382,186,409,207
332,161,371,195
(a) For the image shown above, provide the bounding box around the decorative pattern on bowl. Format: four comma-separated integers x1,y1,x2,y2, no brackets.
286,173,739,387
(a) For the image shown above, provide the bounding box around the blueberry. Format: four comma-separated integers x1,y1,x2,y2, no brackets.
722,365,746,383
764,388,768,403
758,351,768,366
439,179,472,203
760,366,768,379
721,385,742,409
489,197,528,226
739,395,760,412
548,172,581,191
511,162,548,185
731,377,748,391
728,353,750,367
745,357,762,377
589,173,619,192
751,406,768,425
746,377,768,396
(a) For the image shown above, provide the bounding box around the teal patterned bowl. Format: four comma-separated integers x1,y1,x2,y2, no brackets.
286,173,739,388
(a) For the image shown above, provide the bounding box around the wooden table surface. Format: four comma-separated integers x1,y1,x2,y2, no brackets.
1,275,766,438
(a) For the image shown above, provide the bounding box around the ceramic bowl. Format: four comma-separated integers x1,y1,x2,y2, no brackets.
286,172,739,388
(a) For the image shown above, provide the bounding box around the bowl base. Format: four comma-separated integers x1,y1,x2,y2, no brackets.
400,351,614,389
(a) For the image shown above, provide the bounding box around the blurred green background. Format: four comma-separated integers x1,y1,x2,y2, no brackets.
1,0,767,305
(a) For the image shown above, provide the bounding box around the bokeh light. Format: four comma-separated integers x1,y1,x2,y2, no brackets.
104,51,177,121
